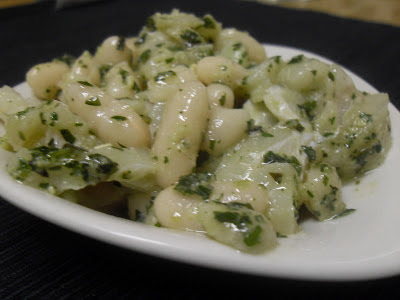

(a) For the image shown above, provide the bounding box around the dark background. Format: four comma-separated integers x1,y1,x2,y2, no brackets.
1,0,399,298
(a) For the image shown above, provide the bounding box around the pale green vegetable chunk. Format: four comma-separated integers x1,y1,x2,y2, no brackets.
214,129,304,234
314,93,391,180
301,164,345,220
5,100,99,151
198,201,277,253
92,145,158,192
0,86,35,115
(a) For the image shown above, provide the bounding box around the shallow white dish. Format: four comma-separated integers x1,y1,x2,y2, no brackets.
2,45,400,281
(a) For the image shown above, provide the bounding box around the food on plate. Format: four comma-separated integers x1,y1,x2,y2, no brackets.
0,10,392,253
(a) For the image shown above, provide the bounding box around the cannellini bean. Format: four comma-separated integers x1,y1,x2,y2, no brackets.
104,62,140,99
196,56,247,89
206,83,234,108
152,81,209,187
146,65,198,103
60,51,100,89
210,180,270,214
94,36,132,66
153,186,204,231
202,106,250,155
63,82,150,148
26,61,69,100
216,28,267,63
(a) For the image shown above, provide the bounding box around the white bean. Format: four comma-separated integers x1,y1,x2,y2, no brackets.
210,180,270,214
206,83,234,108
202,106,250,155
216,28,267,63
104,62,140,99
151,81,209,187
196,56,247,89
60,51,100,89
26,61,69,100
63,82,150,148
146,65,198,103
153,186,204,231
94,36,131,66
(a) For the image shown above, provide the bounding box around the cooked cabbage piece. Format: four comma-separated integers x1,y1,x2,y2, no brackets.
198,201,277,253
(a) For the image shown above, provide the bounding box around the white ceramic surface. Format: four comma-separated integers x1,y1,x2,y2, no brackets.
2,45,400,281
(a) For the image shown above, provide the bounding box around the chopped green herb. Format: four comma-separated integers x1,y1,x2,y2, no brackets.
276,232,287,238
301,145,316,162
163,156,169,164
146,17,156,31
154,70,176,82
111,115,127,121
288,54,304,64
232,42,243,51
85,97,101,106
307,190,314,198
219,94,226,106
261,131,274,137
134,33,147,45
139,49,151,64
328,71,335,81
116,36,126,51
119,69,129,84
359,112,373,123
202,15,216,29
270,172,283,184
323,132,334,137
133,82,141,93
54,54,75,66
334,208,356,219
298,100,317,121
39,182,50,189
174,172,214,200
285,119,304,132
50,112,58,121
273,56,281,64
209,139,216,151
77,81,93,87
263,151,302,174
180,29,202,45
60,129,76,144
18,131,25,141
244,225,262,246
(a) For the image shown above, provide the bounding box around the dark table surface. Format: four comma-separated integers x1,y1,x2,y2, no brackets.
1,0,399,298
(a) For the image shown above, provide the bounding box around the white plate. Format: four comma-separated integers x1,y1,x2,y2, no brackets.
2,45,400,281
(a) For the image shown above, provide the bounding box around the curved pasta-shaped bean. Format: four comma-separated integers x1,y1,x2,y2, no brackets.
104,62,140,99
94,36,132,66
152,81,209,187
210,180,270,214
216,28,267,63
206,83,234,108
153,186,204,231
59,51,101,89
196,56,247,89
63,82,150,148
146,65,198,103
202,106,250,155
26,61,69,100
